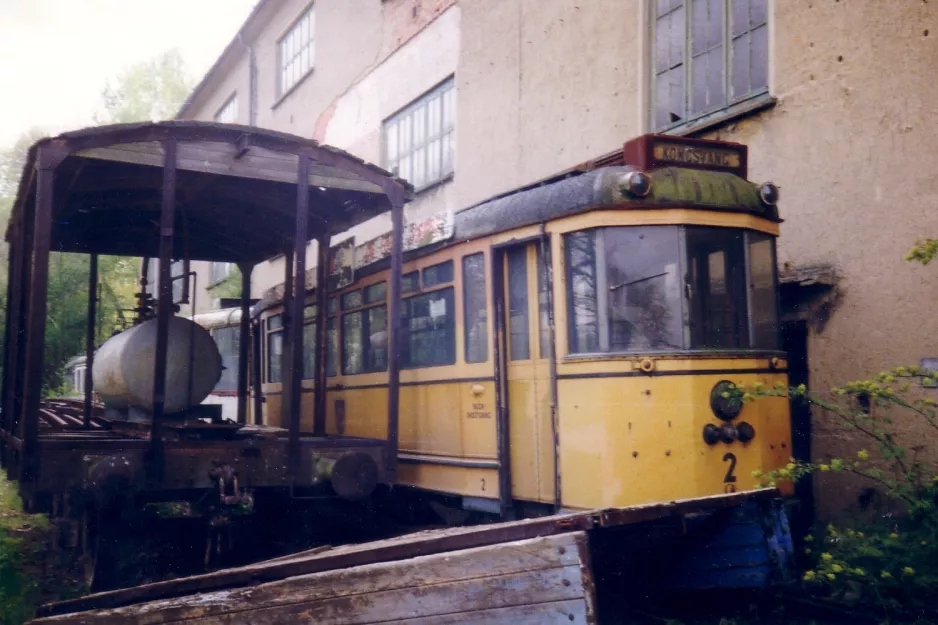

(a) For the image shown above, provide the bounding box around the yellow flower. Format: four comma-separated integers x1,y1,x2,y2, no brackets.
805,534,814,542
826,573,836,580
857,532,864,538
786,463,796,471
832,564,843,573
831,459,844,471
804,548,812,555
751,469,764,478
889,533,899,540
819,464,831,472
847,529,855,537
854,568,865,577
881,571,892,579
903,567,915,576
821,553,833,562
857,450,870,461
803,570,816,581
796,384,807,394
921,540,928,546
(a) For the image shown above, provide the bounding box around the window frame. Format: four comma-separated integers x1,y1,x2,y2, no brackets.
265,314,284,384
276,3,316,100
340,283,388,376
382,76,456,193
648,0,773,135
563,225,781,357
400,285,457,369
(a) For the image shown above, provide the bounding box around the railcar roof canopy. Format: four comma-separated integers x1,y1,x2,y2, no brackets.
4,121,413,263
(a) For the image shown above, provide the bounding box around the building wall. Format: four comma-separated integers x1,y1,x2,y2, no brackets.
176,0,938,518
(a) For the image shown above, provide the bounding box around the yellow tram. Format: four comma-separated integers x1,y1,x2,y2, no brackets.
252,133,792,517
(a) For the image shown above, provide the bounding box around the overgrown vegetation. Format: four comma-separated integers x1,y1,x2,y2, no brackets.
0,477,50,624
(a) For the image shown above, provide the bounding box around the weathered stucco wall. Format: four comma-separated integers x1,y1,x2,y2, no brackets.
701,0,938,516
454,0,644,209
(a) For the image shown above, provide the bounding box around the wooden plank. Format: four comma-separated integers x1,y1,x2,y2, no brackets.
397,599,590,624
37,490,774,618
32,533,592,625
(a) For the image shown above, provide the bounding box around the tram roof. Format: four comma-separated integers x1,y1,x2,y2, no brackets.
3,121,413,263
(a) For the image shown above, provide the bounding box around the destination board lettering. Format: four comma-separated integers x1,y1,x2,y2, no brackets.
653,143,741,169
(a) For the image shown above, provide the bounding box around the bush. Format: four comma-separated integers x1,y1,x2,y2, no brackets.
737,368,938,617
0,478,48,625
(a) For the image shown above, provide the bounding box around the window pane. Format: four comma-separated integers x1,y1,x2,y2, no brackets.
423,260,454,287
427,138,442,183
427,95,442,139
386,122,398,162
463,254,488,363
402,271,419,293
750,24,768,92
401,288,456,367
366,306,388,372
365,282,387,304
507,247,530,360
413,104,427,147
692,44,726,115
751,0,767,26
441,132,454,175
213,326,239,391
341,289,363,310
691,0,723,56
442,88,455,130
686,227,749,349
748,232,778,349
268,314,283,331
302,322,316,379
267,330,283,383
731,32,751,100
342,311,363,375
327,317,337,376
566,231,599,354
656,66,686,129
604,228,683,350
412,146,426,188
537,246,551,359
731,0,750,36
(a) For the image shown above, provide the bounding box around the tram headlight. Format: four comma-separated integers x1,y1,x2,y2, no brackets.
620,170,651,197
710,380,743,421
758,182,779,206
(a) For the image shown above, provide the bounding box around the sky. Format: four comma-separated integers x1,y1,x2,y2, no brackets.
0,0,259,149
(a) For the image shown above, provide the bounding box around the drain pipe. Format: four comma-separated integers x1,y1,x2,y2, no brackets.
237,32,258,126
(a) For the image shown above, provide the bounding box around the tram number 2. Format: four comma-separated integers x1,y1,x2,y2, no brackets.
722,453,738,483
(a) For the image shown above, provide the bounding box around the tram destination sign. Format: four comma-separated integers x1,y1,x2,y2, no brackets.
623,134,748,178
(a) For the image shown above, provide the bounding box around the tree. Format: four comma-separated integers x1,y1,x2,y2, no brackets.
95,49,195,124
0,49,195,394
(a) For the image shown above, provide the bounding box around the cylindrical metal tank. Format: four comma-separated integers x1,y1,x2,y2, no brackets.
92,316,223,415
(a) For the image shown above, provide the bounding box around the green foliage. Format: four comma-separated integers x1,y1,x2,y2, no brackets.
906,239,938,266
94,49,195,124
208,265,243,300
0,478,50,624
739,367,938,615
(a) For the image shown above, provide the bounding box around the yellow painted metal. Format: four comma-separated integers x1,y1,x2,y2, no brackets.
254,206,791,508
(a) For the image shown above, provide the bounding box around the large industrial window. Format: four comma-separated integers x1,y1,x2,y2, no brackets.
651,0,768,132
213,326,240,391
214,94,238,124
278,5,315,97
401,288,455,368
383,78,455,191
341,283,388,375
210,262,232,286
462,253,488,363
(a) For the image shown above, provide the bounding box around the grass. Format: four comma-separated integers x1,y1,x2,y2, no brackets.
0,476,50,625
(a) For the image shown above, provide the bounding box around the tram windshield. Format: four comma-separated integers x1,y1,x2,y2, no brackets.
565,225,778,354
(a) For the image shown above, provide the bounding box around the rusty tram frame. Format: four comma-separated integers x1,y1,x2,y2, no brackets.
0,122,412,573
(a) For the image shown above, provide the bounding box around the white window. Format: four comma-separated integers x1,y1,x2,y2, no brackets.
214,94,238,124
278,5,315,97
171,260,186,302
211,262,232,285
651,0,768,132
383,78,455,191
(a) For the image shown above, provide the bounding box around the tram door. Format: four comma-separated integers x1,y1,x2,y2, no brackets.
496,242,555,504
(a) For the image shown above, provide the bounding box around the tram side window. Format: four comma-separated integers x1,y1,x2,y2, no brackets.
327,298,337,377
213,326,240,391
401,288,455,368
462,253,488,363
266,315,283,384
507,247,530,360
302,305,316,379
342,287,388,375
685,227,748,349
565,227,683,353
423,260,453,288
747,231,779,349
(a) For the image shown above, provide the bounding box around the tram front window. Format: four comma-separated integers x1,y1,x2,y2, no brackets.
565,225,779,354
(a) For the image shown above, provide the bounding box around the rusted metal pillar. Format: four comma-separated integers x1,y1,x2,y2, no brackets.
236,263,253,425
149,138,178,486
20,145,60,482
288,150,311,477
312,231,329,437
385,190,406,479
84,253,98,427
8,202,34,478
